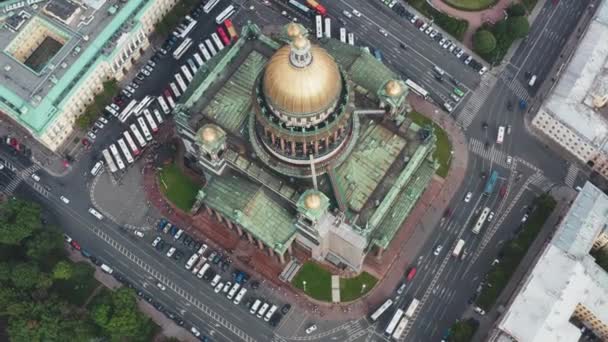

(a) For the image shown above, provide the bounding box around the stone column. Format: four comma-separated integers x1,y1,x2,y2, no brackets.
279,252,285,264
226,220,233,229
236,224,243,236
205,206,212,216
287,243,293,255
280,138,285,152
291,141,296,155
247,232,253,243
376,247,384,259
303,142,307,155
257,239,264,250
215,211,223,223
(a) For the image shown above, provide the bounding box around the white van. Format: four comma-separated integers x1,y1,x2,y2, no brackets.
174,229,184,240
197,263,210,279
233,288,247,305
227,283,240,300
185,253,199,270
257,303,270,318
210,274,221,287
249,299,261,314
264,304,278,322
101,264,113,274
91,161,104,176
88,208,103,220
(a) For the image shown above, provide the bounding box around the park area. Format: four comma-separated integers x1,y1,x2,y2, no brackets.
409,112,452,178
158,163,200,211
291,262,378,302
442,0,498,11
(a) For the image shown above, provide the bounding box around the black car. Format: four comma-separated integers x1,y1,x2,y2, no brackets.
182,235,191,245
203,269,215,280
166,311,176,320
193,241,202,251
269,313,282,327
250,281,260,290
173,251,184,261
212,253,223,264
281,304,291,315
137,290,144,297
221,261,230,272
144,294,153,303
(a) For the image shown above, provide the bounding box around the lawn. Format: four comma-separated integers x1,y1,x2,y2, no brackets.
158,163,200,211
292,262,378,302
53,262,100,306
409,112,452,178
406,0,469,41
442,0,498,11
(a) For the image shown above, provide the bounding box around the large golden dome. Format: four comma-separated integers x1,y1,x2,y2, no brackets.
262,40,342,115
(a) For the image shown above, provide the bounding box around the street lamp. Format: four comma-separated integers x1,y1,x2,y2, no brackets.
303,280,307,292
361,284,367,294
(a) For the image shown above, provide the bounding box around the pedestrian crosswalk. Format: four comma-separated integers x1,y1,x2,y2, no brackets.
1,164,42,196
528,172,554,192
498,66,530,103
565,163,580,188
468,138,510,168
456,75,496,129
30,182,50,198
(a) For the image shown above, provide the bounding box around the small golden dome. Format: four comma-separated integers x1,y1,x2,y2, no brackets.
293,35,309,49
304,193,321,209
201,126,218,143
385,80,402,97
286,23,301,39
263,44,342,115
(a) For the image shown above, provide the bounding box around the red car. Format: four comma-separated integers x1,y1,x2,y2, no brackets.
499,185,507,198
70,240,81,251
406,267,417,282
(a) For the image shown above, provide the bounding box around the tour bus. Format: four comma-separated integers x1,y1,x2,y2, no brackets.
233,287,247,305
496,126,505,144
339,27,346,43
102,149,118,173
109,144,125,170
130,124,147,148
405,79,430,100
123,131,140,156
452,239,466,258
472,207,491,234
118,99,138,123
227,283,241,300
392,317,409,340
263,304,278,322
185,253,199,270
370,298,393,322
144,110,158,133
193,53,205,67
211,32,225,51
173,38,193,60
169,82,181,98
187,58,198,73
90,160,104,176
175,74,188,93
347,32,355,46
117,138,134,164
203,0,220,13
315,15,323,39
153,108,164,124
180,65,194,83
385,309,404,336
196,263,211,279
528,75,537,87
404,298,420,318
166,95,176,109
215,4,235,25
192,257,207,274
217,26,230,46
256,302,270,318
132,95,153,117
174,19,196,39
205,39,218,56
199,43,212,61
157,96,170,114
137,117,153,142
249,299,262,314
324,17,331,38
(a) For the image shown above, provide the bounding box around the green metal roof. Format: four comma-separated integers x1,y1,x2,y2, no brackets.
335,122,406,212
201,173,296,254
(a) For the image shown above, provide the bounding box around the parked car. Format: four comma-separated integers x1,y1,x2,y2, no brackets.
157,282,166,291
433,245,443,256
306,324,318,334
464,192,473,202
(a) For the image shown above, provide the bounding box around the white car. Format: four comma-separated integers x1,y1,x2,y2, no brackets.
433,245,443,256
419,23,428,32
125,86,136,94
142,69,151,76
506,155,513,164
487,212,495,222
197,244,208,255
94,121,104,129
166,247,176,258
479,66,488,75
456,50,465,58
152,236,162,247
397,283,406,295
442,40,452,49
60,196,70,204
214,282,224,293
87,132,96,141
429,30,438,38
222,281,232,293
464,56,473,65
425,26,433,35
352,9,362,17
156,282,166,291
464,192,473,202
379,28,388,37
410,15,418,23
342,10,352,18
448,44,457,53
64,234,73,243
31,173,41,182
305,324,318,334
134,230,144,238
98,117,108,124
439,38,446,46
474,306,486,315
521,214,529,223
190,327,201,337
144,65,154,72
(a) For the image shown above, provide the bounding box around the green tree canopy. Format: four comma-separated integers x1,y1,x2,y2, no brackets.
11,262,43,289
52,261,73,280
0,261,12,281
507,16,530,39
0,199,42,245
473,30,497,55
449,319,478,342
92,288,154,342
26,229,65,262
507,3,527,17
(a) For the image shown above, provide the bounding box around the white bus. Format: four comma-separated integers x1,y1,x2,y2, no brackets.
193,53,204,67
199,43,212,61
405,79,429,100
196,263,210,279
130,124,147,148
132,95,153,117
157,96,170,114
205,39,218,56
347,32,355,46
173,38,193,60
404,298,419,318
166,95,176,109
137,117,153,142
211,32,225,51
528,75,537,87
180,65,194,83
175,74,188,93
153,108,164,124
370,299,393,322
187,58,198,73
233,287,247,305
496,126,505,144
118,99,138,123
102,149,118,173
185,253,199,270
109,144,126,170
169,82,181,98
123,131,140,156
392,317,409,340
315,15,323,39
117,138,134,164
144,109,158,133
204,0,220,13
215,5,235,24
227,283,241,300
339,27,346,43
324,17,331,38
249,299,262,314
452,239,466,258
385,309,404,336
472,207,491,234
175,19,196,39
263,304,278,322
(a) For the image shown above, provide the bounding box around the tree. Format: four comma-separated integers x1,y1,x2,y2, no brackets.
0,199,42,245
92,288,154,342
507,3,527,17
52,261,73,280
449,319,478,342
507,16,530,39
11,262,44,290
473,30,497,55
0,261,12,282
26,229,65,262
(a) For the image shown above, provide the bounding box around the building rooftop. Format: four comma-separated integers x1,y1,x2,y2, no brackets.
497,182,608,341
0,0,151,135
540,0,608,152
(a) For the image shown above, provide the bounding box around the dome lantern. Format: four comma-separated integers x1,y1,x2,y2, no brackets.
289,36,312,68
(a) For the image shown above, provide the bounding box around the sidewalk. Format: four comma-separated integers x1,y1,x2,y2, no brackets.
471,186,576,342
